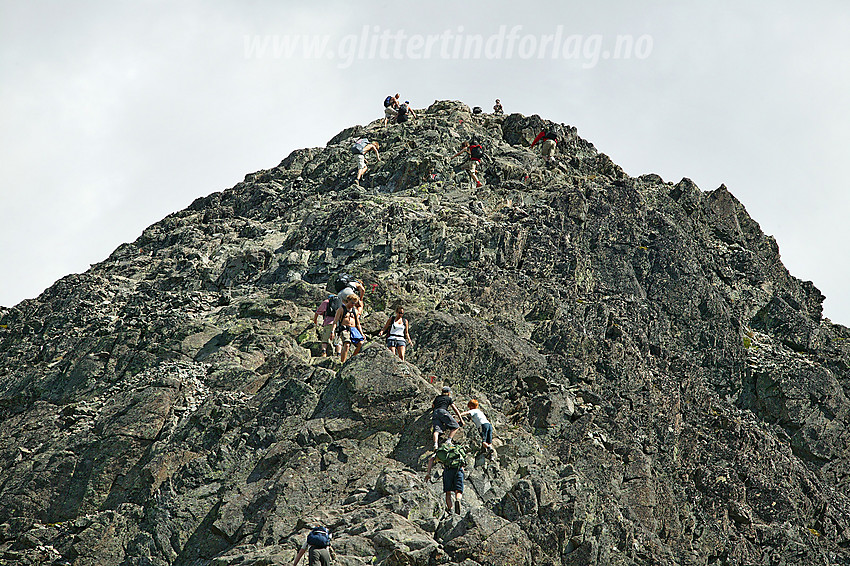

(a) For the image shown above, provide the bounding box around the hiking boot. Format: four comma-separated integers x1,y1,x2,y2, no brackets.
454,500,461,515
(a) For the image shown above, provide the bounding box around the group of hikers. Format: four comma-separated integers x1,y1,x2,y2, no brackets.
298,96,572,563
426,384,495,517
291,383,496,564
349,96,561,188
312,274,412,363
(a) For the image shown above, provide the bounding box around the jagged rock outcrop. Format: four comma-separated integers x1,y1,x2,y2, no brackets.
1,100,849,565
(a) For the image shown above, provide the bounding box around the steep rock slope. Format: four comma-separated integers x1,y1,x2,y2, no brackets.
1,100,849,565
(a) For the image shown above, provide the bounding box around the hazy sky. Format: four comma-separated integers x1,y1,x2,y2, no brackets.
1,1,848,324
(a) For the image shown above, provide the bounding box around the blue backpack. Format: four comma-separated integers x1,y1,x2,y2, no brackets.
307,526,331,548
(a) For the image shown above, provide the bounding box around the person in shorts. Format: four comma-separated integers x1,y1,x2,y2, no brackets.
425,438,465,516
355,141,380,185
330,293,365,363
531,129,558,165
312,296,340,357
451,141,483,187
380,304,412,361
431,386,465,450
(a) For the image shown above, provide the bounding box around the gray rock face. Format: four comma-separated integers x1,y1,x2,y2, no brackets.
1,100,849,565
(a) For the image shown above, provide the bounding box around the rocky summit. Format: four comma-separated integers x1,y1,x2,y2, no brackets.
1,100,849,566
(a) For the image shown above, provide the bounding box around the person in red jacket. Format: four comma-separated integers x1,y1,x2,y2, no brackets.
531,130,558,165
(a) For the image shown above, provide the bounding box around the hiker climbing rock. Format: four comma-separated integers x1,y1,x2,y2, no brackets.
382,94,399,125
459,399,495,457
380,304,412,361
352,138,380,185
331,293,365,363
451,140,484,188
426,438,467,516
396,100,416,123
313,294,342,357
431,385,465,450
292,523,332,566
531,129,558,166
493,98,503,115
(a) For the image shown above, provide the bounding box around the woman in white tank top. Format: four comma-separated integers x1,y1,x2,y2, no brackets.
380,305,413,361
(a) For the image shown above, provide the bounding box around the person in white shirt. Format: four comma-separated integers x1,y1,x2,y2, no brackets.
459,399,494,456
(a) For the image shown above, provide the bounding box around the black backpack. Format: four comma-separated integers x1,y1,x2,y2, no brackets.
384,96,394,107
307,526,331,548
334,273,355,293
396,104,409,123
469,142,484,161
351,139,369,155
472,106,482,114
325,294,342,316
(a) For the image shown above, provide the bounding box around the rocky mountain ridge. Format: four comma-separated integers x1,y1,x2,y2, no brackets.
1,100,849,565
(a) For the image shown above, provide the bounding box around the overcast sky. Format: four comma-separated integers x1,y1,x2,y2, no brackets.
1,1,848,325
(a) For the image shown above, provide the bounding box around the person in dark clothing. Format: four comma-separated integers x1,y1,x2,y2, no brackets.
292,524,332,566
431,385,465,450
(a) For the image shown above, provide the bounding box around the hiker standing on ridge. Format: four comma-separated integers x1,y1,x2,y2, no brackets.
431,386,465,450
292,523,332,566
531,129,558,166
380,304,412,361
382,94,399,125
313,295,341,357
426,438,467,516
353,139,380,185
493,99,503,115
459,399,495,457
451,140,484,188
331,293,365,363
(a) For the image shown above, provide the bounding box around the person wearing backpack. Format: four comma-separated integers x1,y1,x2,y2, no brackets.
312,295,342,357
382,95,399,125
493,99,503,115
330,293,365,363
459,399,495,457
531,129,558,165
292,524,332,566
334,274,364,305
379,304,412,361
451,140,483,188
431,386,465,450
352,139,380,185
425,438,466,516
395,100,416,124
